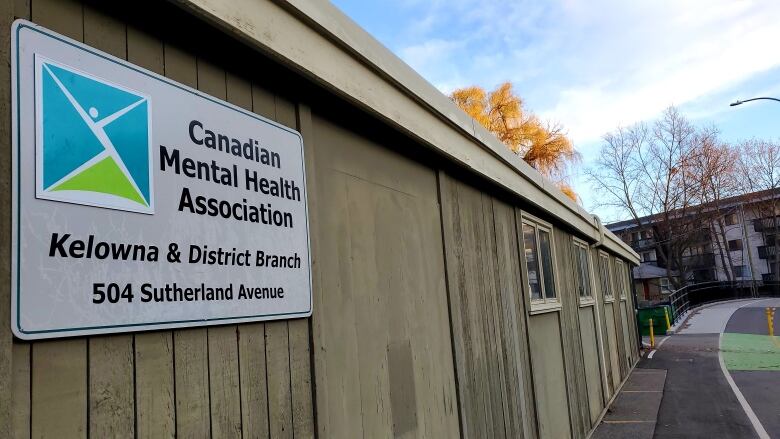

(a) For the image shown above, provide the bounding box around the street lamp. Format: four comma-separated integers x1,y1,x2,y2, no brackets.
730,97,780,107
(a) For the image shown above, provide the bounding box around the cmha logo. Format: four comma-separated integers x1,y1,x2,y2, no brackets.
35,57,153,214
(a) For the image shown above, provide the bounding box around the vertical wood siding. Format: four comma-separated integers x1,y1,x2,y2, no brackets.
554,229,592,439
438,173,535,439
8,1,315,438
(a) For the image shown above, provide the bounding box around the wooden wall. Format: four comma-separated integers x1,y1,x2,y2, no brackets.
308,114,460,438
0,1,641,438
438,173,536,439
6,1,314,437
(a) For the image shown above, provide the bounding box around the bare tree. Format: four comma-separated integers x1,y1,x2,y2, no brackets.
737,139,780,286
690,128,739,283
587,107,703,288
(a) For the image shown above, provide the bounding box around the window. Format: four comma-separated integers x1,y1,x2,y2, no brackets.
724,213,738,226
767,234,776,246
573,239,593,304
641,251,655,262
522,217,559,310
660,277,670,292
598,252,614,302
732,265,746,277
728,239,743,252
616,259,628,299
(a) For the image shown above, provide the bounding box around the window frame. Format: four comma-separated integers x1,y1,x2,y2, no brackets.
520,213,561,314
615,259,628,300
573,237,596,307
732,265,746,278
598,251,615,303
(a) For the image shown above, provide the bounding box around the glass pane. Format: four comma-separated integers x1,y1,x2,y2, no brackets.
574,245,585,297
539,230,556,300
523,224,542,300
600,256,611,298
579,246,591,297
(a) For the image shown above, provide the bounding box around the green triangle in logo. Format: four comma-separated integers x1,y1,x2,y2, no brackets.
51,156,147,206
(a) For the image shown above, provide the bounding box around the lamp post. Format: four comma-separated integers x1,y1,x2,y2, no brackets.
730,97,780,107
730,96,779,297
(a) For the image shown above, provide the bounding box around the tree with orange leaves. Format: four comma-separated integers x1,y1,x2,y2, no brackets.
451,82,579,201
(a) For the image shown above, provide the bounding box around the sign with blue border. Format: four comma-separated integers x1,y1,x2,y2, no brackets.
12,20,312,339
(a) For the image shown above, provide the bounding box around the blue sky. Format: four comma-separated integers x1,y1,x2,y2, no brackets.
331,0,780,222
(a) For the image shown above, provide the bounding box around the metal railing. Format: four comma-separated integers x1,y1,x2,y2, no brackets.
758,245,777,259
754,217,780,232
666,280,780,325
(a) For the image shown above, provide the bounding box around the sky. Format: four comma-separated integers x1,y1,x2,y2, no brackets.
330,0,780,222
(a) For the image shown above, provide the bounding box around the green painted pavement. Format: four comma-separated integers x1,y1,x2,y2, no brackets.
722,332,780,371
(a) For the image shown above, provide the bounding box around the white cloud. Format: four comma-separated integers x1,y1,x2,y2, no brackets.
386,0,780,148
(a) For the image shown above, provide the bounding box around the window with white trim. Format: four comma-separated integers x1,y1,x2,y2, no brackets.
598,252,614,301
616,259,628,299
521,217,558,308
573,239,593,303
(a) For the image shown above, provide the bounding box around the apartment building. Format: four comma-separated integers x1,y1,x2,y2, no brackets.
607,189,780,299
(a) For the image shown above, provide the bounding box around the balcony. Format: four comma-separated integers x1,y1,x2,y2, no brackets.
758,245,777,260
630,238,655,249
681,253,716,269
754,216,780,232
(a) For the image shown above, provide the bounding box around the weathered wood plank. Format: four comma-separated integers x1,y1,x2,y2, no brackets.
83,4,125,57
290,102,315,439
1,0,15,436
174,329,211,438
251,84,275,120
265,321,293,439
289,318,314,438
226,72,252,110
10,343,30,439
493,200,534,439
527,312,571,439
163,44,197,88
31,339,88,439
89,335,135,438
31,0,82,40
128,25,164,75
238,323,270,439
208,325,242,439
13,0,29,19
135,332,175,439
555,229,590,438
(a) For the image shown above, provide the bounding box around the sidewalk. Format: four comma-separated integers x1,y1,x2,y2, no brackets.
592,369,666,438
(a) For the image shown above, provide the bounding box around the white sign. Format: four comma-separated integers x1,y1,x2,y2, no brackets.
11,20,312,339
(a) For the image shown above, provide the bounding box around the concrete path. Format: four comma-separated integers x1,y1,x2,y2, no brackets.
591,369,666,438
595,298,780,438
678,298,763,334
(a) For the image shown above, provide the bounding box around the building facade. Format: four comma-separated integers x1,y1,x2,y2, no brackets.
608,189,780,301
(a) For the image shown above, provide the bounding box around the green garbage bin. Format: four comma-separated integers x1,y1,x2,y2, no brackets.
637,305,670,336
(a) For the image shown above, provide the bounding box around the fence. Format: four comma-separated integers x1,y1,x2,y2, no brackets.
666,281,780,325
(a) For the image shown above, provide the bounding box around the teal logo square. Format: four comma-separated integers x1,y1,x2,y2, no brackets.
36,58,153,213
